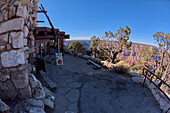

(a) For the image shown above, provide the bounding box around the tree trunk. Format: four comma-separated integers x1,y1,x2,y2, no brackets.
160,52,165,76
153,60,158,73
112,51,119,63
161,61,170,80
94,49,96,58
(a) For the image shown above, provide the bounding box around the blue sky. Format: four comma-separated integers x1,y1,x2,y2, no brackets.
37,0,170,46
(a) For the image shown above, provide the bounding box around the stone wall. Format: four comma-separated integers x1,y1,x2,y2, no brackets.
0,0,40,99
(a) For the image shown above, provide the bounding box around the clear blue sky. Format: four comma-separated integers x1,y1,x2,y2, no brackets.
38,0,170,46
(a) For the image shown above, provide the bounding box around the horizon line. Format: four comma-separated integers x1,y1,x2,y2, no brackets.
67,38,157,47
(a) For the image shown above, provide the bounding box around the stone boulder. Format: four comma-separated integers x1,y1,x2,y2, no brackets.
127,72,140,77
43,87,55,108
0,99,10,113
82,55,90,60
94,58,102,64
32,83,45,100
1,80,17,99
89,56,95,62
11,98,45,113
29,107,45,113
29,74,40,88
11,72,29,89
101,61,115,69
131,76,144,84
19,85,32,98
26,98,44,108
0,73,10,81
77,52,83,57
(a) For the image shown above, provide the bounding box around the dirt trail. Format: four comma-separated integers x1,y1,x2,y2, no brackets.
45,54,161,113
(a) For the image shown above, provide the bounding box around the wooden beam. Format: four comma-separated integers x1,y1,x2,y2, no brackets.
37,10,47,13
36,35,55,40
35,35,69,40
36,21,44,23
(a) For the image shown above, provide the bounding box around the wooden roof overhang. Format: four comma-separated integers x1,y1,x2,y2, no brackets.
34,27,70,41
35,4,70,53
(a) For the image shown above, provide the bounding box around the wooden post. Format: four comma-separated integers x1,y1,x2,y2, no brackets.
39,4,59,52
58,38,60,53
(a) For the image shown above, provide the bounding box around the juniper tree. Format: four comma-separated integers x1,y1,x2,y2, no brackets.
68,41,85,54
153,32,170,80
102,25,132,63
89,36,100,58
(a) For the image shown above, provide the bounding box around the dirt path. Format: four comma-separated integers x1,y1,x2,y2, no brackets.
45,54,161,113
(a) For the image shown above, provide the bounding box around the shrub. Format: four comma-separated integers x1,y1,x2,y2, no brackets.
85,50,92,56
130,64,142,72
115,60,130,74
155,70,161,76
114,58,121,64
115,65,130,74
68,41,85,54
116,60,128,65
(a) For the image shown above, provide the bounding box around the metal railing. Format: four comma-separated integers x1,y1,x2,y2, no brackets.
142,67,170,112
142,67,170,101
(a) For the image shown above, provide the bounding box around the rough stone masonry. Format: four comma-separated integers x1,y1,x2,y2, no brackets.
0,0,54,112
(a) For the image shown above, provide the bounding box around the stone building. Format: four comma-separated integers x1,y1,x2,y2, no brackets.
0,0,54,112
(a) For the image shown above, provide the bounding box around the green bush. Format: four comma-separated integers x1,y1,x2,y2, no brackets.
155,70,162,77
115,65,130,74
130,64,142,72
115,61,130,74
68,41,85,54
114,58,121,64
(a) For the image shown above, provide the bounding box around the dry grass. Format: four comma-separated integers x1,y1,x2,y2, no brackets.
115,61,130,74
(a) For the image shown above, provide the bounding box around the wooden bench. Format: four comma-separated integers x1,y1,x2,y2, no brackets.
40,70,57,90
87,60,101,69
